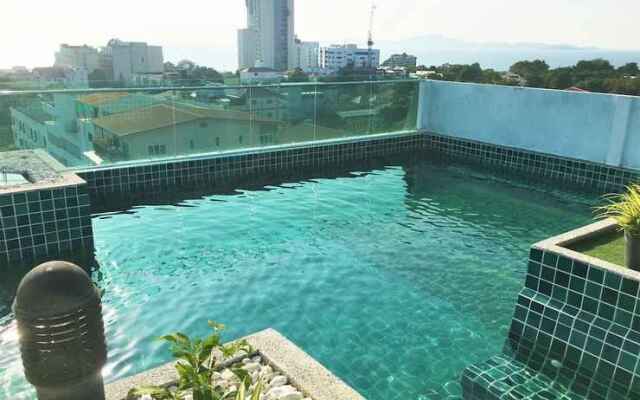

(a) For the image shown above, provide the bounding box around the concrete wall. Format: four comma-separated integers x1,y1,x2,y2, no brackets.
419,80,640,170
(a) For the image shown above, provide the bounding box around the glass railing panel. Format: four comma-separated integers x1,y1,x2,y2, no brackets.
162,87,250,157
371,80,419,134
271,84,318,146
79,89,180,165
0,91,92,167
315,82,376,139
0,81,419,170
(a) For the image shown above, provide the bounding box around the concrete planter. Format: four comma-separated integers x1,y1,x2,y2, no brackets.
625,231,640,271
105,329,364,400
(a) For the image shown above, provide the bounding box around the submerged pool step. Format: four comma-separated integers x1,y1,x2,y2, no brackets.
461,355,581,400
462,286,640,400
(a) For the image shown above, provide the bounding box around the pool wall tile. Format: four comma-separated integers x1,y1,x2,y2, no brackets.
0,184,94,270
424,133,640,193
77,133,425,204
462,237,640,399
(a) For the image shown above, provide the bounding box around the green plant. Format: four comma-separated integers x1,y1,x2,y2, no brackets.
597,184,640,236
127,321,257,400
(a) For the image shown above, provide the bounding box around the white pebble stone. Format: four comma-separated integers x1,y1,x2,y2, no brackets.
266,385,302,400
243,362,261,372
221,368,239,382
269,375,288,387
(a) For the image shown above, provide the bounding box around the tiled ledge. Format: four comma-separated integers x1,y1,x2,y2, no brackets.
0,150,94,269
462,220,640,400
105,328,365,400
423,133,640,193
77,132,424,204
535,218,640,283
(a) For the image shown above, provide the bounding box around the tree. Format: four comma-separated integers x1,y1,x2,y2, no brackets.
481,69,505,85
88,69,109,88
576,78,607,93
618,62,639,76
331,62,362,82
191,66,224,83
544,67,573,89
176,59,197,72
574,59,614,81
164,62,176,72
457,63,483,82
287,68,309,83
510,60,549,76
510,60,549,87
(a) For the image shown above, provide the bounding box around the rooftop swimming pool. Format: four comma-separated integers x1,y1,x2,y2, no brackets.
0,154,600,400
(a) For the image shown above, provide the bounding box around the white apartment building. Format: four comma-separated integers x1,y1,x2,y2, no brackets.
295,39,319,73
238,0,296,71
103,39,164,84
31,66,89,88
320,44,380,72
54,44,101,73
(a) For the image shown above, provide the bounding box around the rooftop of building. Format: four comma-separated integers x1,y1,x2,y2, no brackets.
77,92,130,106
93,103,276,137
240,67,279,73
12,103,54,124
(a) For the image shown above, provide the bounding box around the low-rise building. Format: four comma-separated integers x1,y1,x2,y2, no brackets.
102,39,164,84
502,72,526,86
91,104,280,161
382,53,417,69
320,44,380,72
32,66,89,88
54,44,101,73
11,101,88,166
239,67,281,84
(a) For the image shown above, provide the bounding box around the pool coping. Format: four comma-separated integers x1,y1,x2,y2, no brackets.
534,218,640,282
104,328,365,400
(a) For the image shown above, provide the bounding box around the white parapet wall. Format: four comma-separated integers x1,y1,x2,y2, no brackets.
419,80,640,170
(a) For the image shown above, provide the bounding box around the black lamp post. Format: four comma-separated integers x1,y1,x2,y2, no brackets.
13,261,107,400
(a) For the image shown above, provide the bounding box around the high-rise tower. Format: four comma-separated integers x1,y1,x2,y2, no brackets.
238,0,295,71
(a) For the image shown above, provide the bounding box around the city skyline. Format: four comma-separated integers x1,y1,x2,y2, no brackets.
1,0,639,71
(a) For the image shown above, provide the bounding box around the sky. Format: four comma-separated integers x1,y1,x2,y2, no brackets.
1,0,639,71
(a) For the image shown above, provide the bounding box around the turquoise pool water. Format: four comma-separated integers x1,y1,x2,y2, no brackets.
0,156,599,399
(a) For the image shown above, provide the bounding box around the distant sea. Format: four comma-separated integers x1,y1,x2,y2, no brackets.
164,42,640,73
398,49,640,70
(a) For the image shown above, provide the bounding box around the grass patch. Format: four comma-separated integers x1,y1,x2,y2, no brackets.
570,231,625,266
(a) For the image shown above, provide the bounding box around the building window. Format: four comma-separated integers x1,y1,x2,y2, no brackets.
199,122,208,128
215,137,220,147
239,136,243,144
148,144,167,156
190,140,195,149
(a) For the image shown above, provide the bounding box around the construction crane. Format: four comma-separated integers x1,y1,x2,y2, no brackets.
367,3,377,75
